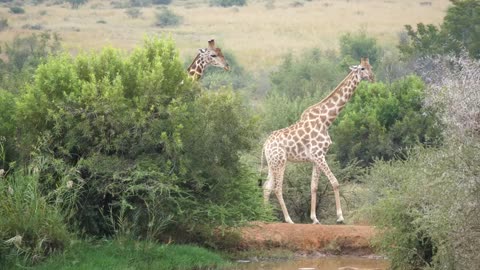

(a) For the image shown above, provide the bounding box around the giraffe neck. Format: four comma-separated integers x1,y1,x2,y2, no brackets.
300,71,361,126
187,53,209,80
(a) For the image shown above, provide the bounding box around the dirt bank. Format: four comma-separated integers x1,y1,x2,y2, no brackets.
239,222,377,256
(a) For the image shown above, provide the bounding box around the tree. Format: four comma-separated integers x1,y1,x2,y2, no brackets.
400,0,480,59
15,37,268,238
67,0,88,9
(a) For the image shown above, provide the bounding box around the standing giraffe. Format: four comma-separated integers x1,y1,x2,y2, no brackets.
187,39,230,80
262,58,374,224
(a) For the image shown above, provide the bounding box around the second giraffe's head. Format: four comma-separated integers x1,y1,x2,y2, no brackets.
201,39,230,71
350,58,375,82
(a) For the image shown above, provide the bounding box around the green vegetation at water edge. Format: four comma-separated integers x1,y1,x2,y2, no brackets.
32,241,228,270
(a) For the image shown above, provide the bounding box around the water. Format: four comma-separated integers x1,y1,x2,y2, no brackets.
231,256,389,270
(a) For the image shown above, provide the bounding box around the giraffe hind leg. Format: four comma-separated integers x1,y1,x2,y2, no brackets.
316,155,345,224
272,165,294,224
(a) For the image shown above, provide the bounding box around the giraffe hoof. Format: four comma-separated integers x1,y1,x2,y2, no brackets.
336,218,345,224
285,218,294,224
312,220,321,225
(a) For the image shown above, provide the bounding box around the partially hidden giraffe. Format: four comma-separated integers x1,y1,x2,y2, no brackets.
187,39,230,80
262,58,374,224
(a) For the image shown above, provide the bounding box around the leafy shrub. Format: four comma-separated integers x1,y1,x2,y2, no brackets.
15,37,269,239
155,9,182,27
400,0,480,59
361,53,480,270
361,142,480,269
9,6,25,14
129,0,151,6
210,0,246,7
0,170,70,266
125,7,142,18
0,32,61,93
339,31,382,68
330,76,443,167
67,0,88,8
0,90,16,169
416,53,480,138
152,0,172,4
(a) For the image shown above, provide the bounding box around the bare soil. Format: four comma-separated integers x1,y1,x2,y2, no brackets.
239,222,377,256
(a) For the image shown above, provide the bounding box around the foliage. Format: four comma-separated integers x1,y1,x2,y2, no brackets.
0,90,17,169
34,240,228,270
14,37,269,240
9,6,25,14
361,142,480,270
361,54,480,270
400,0,480,59
155,9,182,27
330,76,442,167
416,53,480,138
0,32,61,94
339,31,382,67
152,0,172,5
67,0,88,8
210,0,246,7
125,7,142,18
0,170,70,267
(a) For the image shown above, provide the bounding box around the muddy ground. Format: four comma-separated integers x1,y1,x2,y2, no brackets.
239,222,378,256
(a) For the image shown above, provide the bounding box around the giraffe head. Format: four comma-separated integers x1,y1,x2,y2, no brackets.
201,39,230,71
350,57,374,82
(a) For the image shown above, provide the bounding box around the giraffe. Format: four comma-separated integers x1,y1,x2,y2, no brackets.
262,58,374,224
187,39,230,80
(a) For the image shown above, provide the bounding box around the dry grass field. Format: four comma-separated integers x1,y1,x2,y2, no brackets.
0,0,451,71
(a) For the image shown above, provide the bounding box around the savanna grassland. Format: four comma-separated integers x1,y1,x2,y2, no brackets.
1,0,450,70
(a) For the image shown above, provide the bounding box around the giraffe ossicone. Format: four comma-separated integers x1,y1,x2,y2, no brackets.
187,39,230,80
262,58,374,224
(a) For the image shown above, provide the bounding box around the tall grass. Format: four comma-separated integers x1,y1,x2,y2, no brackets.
0,169,70,267
34,240,229,270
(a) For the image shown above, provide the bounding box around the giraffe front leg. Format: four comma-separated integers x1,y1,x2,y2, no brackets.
310,166,321,224
317,156,344,224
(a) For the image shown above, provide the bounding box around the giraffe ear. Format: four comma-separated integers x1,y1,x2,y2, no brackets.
208,39,216,49
349,65,358,71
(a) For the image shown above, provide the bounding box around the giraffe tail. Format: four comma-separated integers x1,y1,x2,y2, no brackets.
260,144,266,174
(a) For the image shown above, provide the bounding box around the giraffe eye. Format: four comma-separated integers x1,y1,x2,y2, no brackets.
361,67,365,70
211,55,217,58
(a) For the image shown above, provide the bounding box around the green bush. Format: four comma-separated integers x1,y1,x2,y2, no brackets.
339,31,382,68
67,0,88,9
152,0,171,5
9,6,25,14
0,32,61,93
210,0,246,7
125,7,142,18
0,90,16,169
330,76,442,167
361,141,480,269
15,37,269,239
400,0,480,59
0,170,70,266
155,9,182,27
